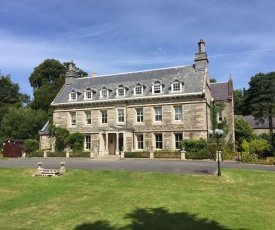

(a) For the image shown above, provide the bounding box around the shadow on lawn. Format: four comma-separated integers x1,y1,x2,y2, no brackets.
75,207,246,230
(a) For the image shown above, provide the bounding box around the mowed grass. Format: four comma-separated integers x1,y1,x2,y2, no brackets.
0,168,274,230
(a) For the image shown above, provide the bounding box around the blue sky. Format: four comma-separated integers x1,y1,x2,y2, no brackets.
1,0,275,97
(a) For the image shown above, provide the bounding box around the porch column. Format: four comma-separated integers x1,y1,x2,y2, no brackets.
105,132,109,155
116,132,120,155
99,132,103,156
123,132,126,152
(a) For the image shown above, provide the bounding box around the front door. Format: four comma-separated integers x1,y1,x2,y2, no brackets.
108,133,116,155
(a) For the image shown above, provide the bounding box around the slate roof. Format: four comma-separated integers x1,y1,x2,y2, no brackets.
210,82,229,101
39,121,50,135
52,65,206,106
235,115,275,129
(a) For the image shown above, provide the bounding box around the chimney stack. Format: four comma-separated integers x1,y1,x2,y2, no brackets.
92,72,97,77
65,60,77,85
194,39,208,70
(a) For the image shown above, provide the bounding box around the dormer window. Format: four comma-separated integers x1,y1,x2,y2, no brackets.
134,84,143,95
117,85,125,97
100,88,108,99
172,81,182,92
70,91,77,101
153,82,162,94
84,89,92,100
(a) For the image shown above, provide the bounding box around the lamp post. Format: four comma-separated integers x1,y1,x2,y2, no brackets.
208,129,224,176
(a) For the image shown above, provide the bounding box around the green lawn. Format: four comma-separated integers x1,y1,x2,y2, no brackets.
0,168,274,230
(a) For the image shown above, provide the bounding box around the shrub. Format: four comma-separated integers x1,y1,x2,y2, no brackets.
47,151,66,157
125,152,150,158
66,133,84,152
70,151,90,158
28,150,43,157
266,157,275,165
23,139,39,154
241,153,258,163
206,143,216,160
154,150,180,159
181,139,207,153
186,149,209,159
249,139,270,158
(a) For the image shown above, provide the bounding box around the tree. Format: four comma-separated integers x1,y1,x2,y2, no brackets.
235,118,255,151
0,74,30,124
29,59,88,112
233,88,245,115
242,72,275,134
29,59,66,111
0,106,48,143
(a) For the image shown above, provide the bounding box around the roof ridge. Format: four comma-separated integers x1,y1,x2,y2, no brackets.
75,65,192,80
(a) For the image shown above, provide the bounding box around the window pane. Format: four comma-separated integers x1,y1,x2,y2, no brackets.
102,110,107,124
154,84,161,93
174,106,182,121
136,108,143,123
71,112,76,125
86,91,92,99
155,107,162,122
85,136,91,150
71,92,76,100
135,85,142,95
137,135,143,149
86,112,91,124
101,89,107,98
175,134,183,149
173,82,181,91
155,134,162,149
118,109,124,122
118,87,124,97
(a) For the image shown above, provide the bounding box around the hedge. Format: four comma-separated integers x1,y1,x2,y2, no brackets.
125,152,150,158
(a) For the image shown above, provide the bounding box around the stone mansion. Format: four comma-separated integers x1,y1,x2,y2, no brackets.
40,39,234,155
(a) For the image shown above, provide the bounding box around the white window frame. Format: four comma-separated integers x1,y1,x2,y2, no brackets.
117,86,125,97
218,111,223,122
136,134,144,150
85,135,91,150
101,110,107,124
155,134,163,149
134,85,143,95
84,90,92,100
70,91,77,101
174,106,182,121
154,107,162,122
136,108,143,123
100,88,108,99
85,111,91,125
175,133,183,150
117,108,125,123
70,112,76,126
172,81,182,92
153,82,162,94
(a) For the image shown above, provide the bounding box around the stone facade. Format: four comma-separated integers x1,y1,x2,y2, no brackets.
40,40,234,156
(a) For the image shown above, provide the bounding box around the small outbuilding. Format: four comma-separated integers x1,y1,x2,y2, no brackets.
2,140,25,158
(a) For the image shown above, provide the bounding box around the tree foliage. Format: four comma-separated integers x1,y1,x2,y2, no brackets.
0,106,48,143
249,139,270,157
66,132,84,151
235,118,255,152
29,59,66,111
242,72,275,134
23,139,39,154
233,89,245,115
29,59,88,112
